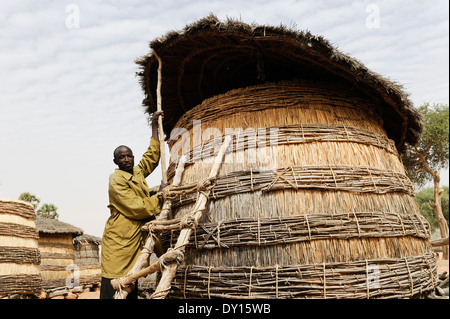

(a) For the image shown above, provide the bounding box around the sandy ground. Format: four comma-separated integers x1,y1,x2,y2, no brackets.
75,259,449,299
437,258,449,275
77,289,100,299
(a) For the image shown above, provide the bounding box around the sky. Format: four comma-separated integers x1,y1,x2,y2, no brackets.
0,0,448,238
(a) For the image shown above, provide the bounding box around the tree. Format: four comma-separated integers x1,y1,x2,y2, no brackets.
415,187,449,232
37,203,59,219
18,192,59,220
402,103,449,258
18,192,40,209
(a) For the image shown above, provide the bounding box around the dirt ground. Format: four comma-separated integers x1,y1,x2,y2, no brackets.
77,289,100,299
76,259,449,299
437,258,449,275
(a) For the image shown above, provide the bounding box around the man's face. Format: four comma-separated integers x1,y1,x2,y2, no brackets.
114,146,134,172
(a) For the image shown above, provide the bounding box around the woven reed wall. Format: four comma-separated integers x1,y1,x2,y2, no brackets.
74,241,100,266
38,233,75,289
74,241,101,286
163,81,437,299
0,198,42,296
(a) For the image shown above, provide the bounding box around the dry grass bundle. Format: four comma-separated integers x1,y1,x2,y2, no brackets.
0,198,42,296
170,81,384,140
167,123,399,180
191,190,422,228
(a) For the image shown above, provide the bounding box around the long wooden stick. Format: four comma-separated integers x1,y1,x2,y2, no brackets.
112,156,187,299
153,50,167,184
112,249,183,299
431,237,449,247
158,155,187,220
151,135,232,299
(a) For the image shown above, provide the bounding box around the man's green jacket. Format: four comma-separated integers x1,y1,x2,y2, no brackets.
101,137,162,278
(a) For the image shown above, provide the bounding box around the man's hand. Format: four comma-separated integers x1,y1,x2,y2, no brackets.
151,110,164,141
151,110,164,124
158,181,170,192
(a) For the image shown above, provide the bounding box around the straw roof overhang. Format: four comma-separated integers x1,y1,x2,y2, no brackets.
36,216,83,236
73,234,102,245
136,15,423,152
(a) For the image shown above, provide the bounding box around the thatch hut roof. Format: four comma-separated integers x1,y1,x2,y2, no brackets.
36,216,83,236
136,15,423,152
73,234,101,245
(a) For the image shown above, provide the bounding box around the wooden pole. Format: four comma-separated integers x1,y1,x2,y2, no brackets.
151,135,232,299
431,237,449,247
158,155,187,220
111,249,183,298
153,50,167,184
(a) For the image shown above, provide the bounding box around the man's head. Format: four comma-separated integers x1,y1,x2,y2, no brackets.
113,145,134,173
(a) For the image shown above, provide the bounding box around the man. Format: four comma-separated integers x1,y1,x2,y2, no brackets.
100,110,166,299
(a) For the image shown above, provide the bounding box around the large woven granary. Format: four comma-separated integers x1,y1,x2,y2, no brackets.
73,234,102,287
36,216,83,290
0,198,42,297
135,15,436,298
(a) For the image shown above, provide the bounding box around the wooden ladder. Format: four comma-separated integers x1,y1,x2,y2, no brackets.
112,135,231,299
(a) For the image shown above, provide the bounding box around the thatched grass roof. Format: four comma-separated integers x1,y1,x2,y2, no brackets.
136,15,423,153
36,216,83,236
73,234,101,245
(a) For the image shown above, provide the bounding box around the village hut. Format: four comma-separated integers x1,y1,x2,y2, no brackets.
73,234,101,287
0,198,42,297
36,216,83,290
135,16,436,298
